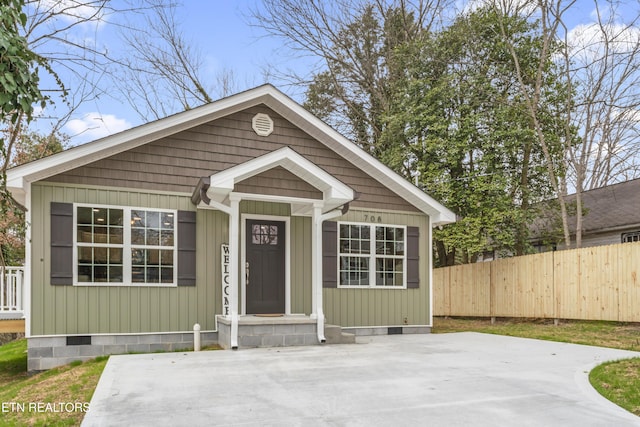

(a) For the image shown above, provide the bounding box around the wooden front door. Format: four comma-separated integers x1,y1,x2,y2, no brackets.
245,219,286,314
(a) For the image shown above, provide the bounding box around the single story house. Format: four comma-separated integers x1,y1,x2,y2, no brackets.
7,85,455,370
530,178,640,252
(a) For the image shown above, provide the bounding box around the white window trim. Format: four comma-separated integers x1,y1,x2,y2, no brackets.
72,203,178,287
337,221,407,289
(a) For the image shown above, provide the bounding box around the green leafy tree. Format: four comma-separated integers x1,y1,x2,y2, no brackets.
383,7,568,265
0,0,49,266
0,0,44,120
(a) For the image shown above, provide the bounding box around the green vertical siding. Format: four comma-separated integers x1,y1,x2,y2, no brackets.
31,183,227,335
240,200,290,216
322,209,431,327
290,216,312,314
31,183,429,334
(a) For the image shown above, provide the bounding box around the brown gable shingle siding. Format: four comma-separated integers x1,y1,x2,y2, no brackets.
235,166,323,200
45,106,418,212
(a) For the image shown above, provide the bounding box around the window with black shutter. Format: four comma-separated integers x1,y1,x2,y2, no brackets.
51,203,196,286
323,221,420,289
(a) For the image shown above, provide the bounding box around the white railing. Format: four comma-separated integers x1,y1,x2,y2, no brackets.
1,266,23,313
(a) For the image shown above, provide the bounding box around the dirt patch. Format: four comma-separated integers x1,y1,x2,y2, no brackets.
0,333,24,346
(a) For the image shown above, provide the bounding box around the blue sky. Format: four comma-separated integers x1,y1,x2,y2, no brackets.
27,0,640,145
30,0,303,144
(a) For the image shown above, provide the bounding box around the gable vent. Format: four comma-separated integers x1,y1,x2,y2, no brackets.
252,113,274,137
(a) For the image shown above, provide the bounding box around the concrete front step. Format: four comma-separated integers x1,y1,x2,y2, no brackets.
324,324,356,344
217,315,320,349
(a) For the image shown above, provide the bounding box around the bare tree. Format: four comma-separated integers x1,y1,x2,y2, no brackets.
116,0,211,120
493,0,640,249
20,1,240,132
249,0,454,150
113,0,244,121
564,1,640,246
22,1,151,133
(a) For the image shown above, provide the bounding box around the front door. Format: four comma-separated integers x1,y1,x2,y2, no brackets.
245,219,286,314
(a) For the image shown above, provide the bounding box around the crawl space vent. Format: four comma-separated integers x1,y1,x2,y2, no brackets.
252,113,274,136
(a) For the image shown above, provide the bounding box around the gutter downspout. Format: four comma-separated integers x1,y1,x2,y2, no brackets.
312,203,349,343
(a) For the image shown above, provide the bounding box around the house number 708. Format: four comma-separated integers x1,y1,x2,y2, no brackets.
364,214,382,223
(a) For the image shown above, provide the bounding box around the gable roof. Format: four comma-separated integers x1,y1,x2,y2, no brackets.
7,84,456,224
567,178,640,234
202,146,355,215
530,178,640,243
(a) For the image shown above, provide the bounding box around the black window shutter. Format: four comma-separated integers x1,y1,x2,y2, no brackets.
322,221,338,288
51,202,73,285
407,226,420,289
177,210,196,286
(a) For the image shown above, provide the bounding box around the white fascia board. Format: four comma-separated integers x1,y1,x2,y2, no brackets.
7,179,26,207
206,147,355,207
326,185,356,202
6,86,276,194
6,83,454,224
264,90,457,224
206,184,235,204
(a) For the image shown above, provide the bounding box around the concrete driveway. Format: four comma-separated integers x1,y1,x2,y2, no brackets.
83,332,640,426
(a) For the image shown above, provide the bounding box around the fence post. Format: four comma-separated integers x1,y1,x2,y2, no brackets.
553,249,558,326
491,260,495,324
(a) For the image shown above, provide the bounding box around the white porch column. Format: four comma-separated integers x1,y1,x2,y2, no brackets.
311,203,326,342
228,194,241,349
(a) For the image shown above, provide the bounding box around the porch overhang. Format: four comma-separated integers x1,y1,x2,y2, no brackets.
190,147,355,348
191,146,355,215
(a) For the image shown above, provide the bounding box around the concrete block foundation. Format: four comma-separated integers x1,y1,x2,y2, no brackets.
342,325,432,336
26,321,431,371
27,331,218,371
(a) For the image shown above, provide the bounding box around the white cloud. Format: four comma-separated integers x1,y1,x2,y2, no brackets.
459,0,537,16
37,0,106,24
568,23,640,61
65,113,132,142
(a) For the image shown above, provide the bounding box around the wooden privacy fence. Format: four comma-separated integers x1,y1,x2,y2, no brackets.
433,242,640,322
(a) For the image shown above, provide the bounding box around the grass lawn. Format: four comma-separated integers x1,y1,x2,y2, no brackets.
590,359,640,416
432,317,640,351
0,339,107,426
433,317,640,416
0,318,638,425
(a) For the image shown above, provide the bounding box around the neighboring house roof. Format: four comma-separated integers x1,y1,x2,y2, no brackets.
567,178,640,234
532,178,640,242
7,84,456,225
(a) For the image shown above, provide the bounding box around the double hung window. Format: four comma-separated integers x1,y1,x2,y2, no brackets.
338,223,406,288
75,205,177,285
